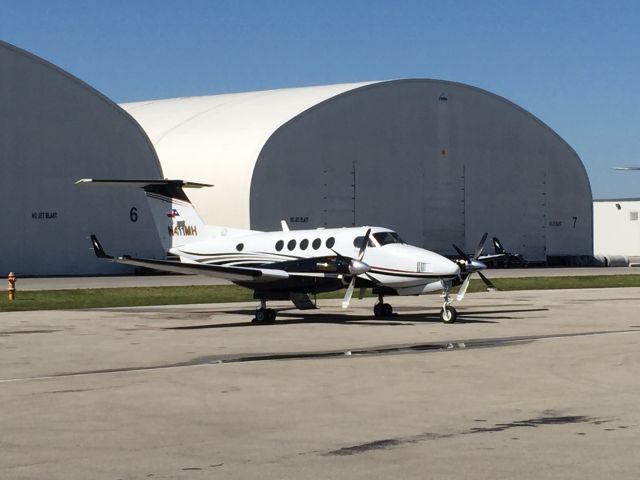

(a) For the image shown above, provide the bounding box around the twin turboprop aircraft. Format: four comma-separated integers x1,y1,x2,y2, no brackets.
78,179,497,324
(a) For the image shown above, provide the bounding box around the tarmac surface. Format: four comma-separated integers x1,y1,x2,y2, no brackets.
14,266,640,290
1,288,640,479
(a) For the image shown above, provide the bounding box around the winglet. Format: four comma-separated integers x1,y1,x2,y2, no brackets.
89,235,112,259
281,220,290,232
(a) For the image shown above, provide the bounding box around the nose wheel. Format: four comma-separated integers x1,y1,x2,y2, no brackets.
440,305,457,323
440,282,457,323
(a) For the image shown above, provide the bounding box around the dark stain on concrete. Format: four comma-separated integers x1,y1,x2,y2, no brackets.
326,413,604,456
468,415,589,433
0,329,60,336
329,433,451,456
11,329,638,381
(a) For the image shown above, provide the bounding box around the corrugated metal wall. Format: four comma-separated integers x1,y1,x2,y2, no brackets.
0,42,164,276
250,80,593,261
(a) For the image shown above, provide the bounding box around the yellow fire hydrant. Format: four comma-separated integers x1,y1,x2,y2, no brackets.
7,272,16,301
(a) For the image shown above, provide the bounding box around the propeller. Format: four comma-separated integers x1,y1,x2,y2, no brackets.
452,232,497,301
342,228,372,308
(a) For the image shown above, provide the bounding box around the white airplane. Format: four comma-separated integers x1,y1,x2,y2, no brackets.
77,179,493,324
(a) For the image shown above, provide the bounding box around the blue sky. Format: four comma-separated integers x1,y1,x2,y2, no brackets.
2,0,639,198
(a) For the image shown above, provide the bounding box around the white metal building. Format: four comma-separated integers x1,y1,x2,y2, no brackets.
594,199,640,261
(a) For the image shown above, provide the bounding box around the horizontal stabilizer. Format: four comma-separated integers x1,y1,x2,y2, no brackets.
76,179,212,188
76,178,212,203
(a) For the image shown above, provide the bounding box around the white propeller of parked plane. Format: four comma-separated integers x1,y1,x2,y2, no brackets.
341,228,372,308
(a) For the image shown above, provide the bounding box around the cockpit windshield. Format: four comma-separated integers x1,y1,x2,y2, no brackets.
373,231,404,246
353,236,376,248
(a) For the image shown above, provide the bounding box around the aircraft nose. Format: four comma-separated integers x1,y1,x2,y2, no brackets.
417,249,460,276
443,258,460,276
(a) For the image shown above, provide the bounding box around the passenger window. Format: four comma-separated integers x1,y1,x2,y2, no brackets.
275,240,284,251
300,239,309,250
236,243,244,252
326,237,335,248
287,239,296,251
312,238,321,250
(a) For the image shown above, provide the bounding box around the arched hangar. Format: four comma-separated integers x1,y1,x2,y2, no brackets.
123,79,593,263
0,38,592,276
0,41,163,276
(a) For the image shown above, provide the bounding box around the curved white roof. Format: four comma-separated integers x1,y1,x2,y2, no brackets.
121,82,376,228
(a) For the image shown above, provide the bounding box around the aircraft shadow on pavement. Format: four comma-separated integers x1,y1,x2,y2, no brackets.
161,306,549,330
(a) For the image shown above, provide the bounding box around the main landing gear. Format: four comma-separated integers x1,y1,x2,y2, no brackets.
253,299,276,324
373,294,394,317
440,284,458,324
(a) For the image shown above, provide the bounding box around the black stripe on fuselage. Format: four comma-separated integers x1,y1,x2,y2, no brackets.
180,251,452,280
368,269,448,279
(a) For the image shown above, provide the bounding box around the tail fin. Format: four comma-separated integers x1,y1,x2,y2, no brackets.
492,237,506,255
77,179,211,250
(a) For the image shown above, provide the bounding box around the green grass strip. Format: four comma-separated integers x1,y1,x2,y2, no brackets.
1,274,640,312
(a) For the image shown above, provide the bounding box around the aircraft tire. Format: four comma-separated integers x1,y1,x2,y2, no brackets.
373,303,384,317
382,303,393,316
255,308,269,324
440,306,457,323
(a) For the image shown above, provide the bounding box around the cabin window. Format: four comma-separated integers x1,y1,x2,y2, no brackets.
326,237,335,248
236,243,244,252
312,238,321,249
300,239,309,250
287,239,297,250
275,240,284,251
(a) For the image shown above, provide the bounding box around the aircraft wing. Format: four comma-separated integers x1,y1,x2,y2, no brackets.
477,253,507,262
89,235,289,282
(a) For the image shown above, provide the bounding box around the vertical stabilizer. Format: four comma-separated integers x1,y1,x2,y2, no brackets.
142,181,210,250
76,179,211,251
492,237,506,255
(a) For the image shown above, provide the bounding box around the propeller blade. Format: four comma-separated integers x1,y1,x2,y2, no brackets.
456,274,472,302
473,232,489,259
452,243,469,261
358,287,367,300
478,271,498,291
342,277,356,308
358,228,372,261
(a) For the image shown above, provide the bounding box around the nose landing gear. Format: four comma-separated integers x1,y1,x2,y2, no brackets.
440,305,457,323
440,283,457,323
